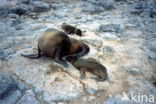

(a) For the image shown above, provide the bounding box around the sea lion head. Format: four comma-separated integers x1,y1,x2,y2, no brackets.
75,29,82,36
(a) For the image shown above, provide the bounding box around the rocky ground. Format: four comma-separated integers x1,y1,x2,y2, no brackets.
0,0,156,104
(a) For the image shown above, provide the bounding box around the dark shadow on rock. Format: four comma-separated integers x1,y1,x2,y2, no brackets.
0,73,18,99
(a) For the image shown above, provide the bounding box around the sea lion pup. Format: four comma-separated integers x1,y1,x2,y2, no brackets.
61,23,82,36
66,38,90,57
21,28,71,62
65,56,108,81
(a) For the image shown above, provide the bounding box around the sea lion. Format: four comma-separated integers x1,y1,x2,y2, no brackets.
66,38,90,57
21,28,71,62
61,23,82,36
65,56,108,81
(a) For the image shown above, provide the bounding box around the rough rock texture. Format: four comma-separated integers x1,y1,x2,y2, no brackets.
0,0,156,104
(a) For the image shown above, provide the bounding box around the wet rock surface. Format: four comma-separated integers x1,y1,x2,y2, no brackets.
0,0,156,104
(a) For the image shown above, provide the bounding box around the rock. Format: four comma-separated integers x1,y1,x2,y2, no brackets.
132,0,156,18
0,48,16,60
54,11,67,18
104,97,129,104
9,7,27,16
81,3,104,13
17,80,29,91
17,90,40,104
98,0,111,9
99,24,122,33
21,0,31,5
81,3,96,13
88,0,111,9
10,19,22,27
15,25,23,30
9,56,83,102
0,90,22,104
148,38,156,53
83,79,99,94
31,1,50,13
8,13,19,19
148,52,156,61
43,72,83,101
88,96,96,102
0,22,6,33
0,73,17,99
9,4,33,16
150,1,156,18
100,33,118,40
150,8,156,18
84,39,103,49
0,60,2,69
82,96,87,102
102,46,115,58
122,67,144,75
0,8,9,17
114,0,127,2
135,2,148,10
51,4,62,10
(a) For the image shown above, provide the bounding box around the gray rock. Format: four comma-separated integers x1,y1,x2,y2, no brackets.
43,73,83,101
99,24,122,33
15,25,23,30
84,39,103,49
0,7,9,17
82,96,87,102
0,48,16,60
51,4,62,10
9,4,34,16
0,90,22,104
0,74,17,99
104,97,129,104
114,0,127,2
17,90,40,104
132,0,156,18
9,7,27,16
54,11,67,18
88,96,96,102
150,1,156,18
9,56,84,102
148,38,156,53
81,2,106,13
17,80,29,91
102,46,115,58
10,19,22,27
81,3,96,13
31,1,50,13
8,13,19,18
121,67,144,75
135,2,148,10
98,0,111,9
148,52,156,61
100,33,118,40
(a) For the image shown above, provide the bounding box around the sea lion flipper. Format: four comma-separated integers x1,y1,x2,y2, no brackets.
93,78,104,82
80,68,86,78
54,59,68,67
21,45,41,59
21,53,40,59
93,76,107,82
54,47,62,61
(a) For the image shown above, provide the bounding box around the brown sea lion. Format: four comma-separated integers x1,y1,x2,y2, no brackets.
67,38,90,57
61,23,82,36
65,56,108,81
21,28,71,62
